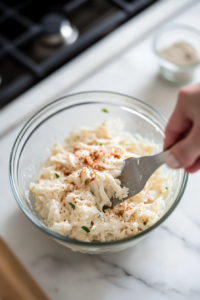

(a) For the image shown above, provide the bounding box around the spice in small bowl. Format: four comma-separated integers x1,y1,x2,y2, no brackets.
154,24,200,83
159,41,198,66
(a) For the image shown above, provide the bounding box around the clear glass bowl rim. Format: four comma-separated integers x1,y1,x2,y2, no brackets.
153,23,200,69
9,91,188,247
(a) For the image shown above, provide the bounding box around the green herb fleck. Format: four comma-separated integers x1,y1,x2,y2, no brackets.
98,215,101,218
69,203,75,210
82,226,90,233
77,135,80,139
108,233,113,235
55,173,59,178
102,122,106,126
102,108,109,113
91,191,94,195
143,222,147,226
165,187,168,190
100,143,103,146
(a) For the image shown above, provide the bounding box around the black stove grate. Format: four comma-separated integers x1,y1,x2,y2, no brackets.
0,0,158,109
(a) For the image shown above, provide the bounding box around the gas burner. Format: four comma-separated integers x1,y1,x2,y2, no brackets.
0,0,158,109
40,13,79,47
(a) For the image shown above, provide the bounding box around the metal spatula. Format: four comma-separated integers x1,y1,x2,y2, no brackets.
104,150,169,210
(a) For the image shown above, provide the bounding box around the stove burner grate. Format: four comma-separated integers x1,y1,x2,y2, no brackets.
0,0,158,109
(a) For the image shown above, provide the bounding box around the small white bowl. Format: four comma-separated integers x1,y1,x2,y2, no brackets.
153,24,200,83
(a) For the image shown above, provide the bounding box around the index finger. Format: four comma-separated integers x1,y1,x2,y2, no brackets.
164,90,192,150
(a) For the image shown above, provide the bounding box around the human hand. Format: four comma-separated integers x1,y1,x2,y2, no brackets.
164,83,200,173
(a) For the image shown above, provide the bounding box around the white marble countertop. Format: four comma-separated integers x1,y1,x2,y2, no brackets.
1,1,200,299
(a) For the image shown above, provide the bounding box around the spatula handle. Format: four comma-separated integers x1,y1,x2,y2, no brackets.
153,149,170,167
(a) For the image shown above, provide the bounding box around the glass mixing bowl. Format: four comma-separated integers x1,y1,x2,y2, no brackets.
10,91,188,254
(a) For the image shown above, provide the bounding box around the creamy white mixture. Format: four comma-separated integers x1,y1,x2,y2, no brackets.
30,120,171,242
159,41,199,66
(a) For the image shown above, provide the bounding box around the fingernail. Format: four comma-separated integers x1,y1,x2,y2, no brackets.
166,153,180,169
